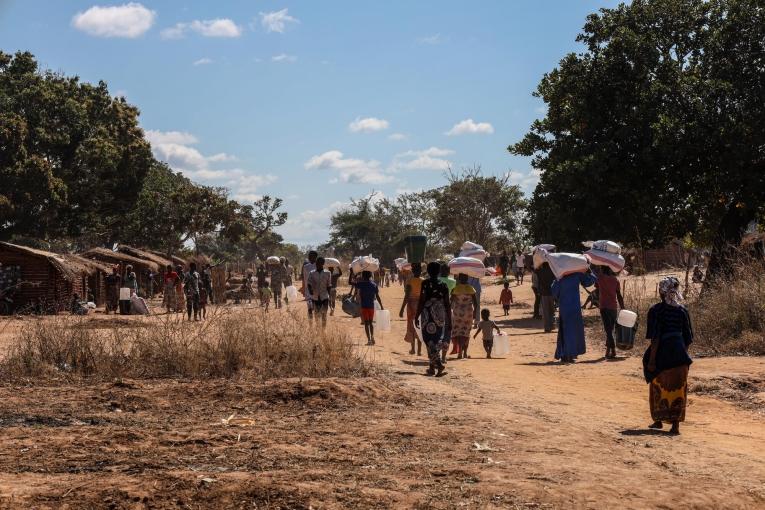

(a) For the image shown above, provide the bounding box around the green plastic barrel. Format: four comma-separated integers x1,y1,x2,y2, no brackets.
404,235,427,263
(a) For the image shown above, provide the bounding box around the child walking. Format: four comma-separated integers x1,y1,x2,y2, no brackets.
499,282,514,316
355,270,384,345
474,308,501,358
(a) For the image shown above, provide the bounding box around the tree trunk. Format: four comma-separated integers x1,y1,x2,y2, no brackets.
703,202,755,291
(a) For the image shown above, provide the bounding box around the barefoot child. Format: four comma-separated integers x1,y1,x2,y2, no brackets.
499,281,514,316
474,308,501,358
355,270,384,345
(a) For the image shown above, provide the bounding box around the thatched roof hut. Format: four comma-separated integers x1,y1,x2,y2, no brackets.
118,245,174,270
80,247,160,293
0,242,109,314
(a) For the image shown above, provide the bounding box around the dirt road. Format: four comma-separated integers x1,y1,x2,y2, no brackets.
344,279,765,508
0,278,763,508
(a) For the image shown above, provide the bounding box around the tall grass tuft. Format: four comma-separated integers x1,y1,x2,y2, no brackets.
0,308,374,381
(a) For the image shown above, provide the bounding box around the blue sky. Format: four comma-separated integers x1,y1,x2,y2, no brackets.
0,1,622,245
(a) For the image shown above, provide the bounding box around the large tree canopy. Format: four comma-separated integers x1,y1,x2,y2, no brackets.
510,0,764,277
0,51,153,245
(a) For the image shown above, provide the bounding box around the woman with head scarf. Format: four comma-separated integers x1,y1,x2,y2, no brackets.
643,276,693,435
415,262,451,376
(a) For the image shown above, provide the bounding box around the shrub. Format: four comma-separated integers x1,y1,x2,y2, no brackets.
0,308,374,381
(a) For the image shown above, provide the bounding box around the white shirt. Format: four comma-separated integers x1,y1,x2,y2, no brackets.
302,261,316,297
307,269,332,301
516,255,525,268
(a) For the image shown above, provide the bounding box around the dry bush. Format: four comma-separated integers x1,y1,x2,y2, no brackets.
690,259,765,355
588,259,765,356
0,308,374,382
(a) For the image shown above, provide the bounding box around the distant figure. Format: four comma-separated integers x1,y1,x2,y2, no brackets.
302,251,318,319
399,263,423,356
70,293,87,315
258,276,271,312
515,252,525,285
552,270,597,363
329,266,343,316
499,281,513,316
307,256,332,327
597,266,625,360
199,285,208,320
356,270,383,345
499,251,511,280
643,277,693,435
531,270,541,319
535,262,556,332
105,265,121,314
162,264,178,313
270,260,287,309
124,264,138,296
450,273,478,359
415,262,451,376
202,264,214,304
175,264,186,311
184,262,201,321
474,308,501,358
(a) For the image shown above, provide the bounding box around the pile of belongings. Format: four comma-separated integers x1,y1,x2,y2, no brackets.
459,241,488,261
266,256,281,265
583,240,625,273
351,255,380,273
532,244,556,269
324,257,341,269
448,256,487,278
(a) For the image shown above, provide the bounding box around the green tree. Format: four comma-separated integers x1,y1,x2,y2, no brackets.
425,166,527,254
0,51,153,245
510,0,765,280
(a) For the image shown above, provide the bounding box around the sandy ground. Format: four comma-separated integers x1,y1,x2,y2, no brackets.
0,278,763,508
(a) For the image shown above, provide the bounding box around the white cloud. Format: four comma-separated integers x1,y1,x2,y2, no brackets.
161,18,242,39
392,147,454,171
277,201,347,245
193,57,213,66
259,8,299,33
145,129,274,200
72,2,155,38
388,133,407,141
233,174,278,202
417,34,444,45
445,118,494,136
305,150,394,184
271,53,297,63
145,130,198,146
348,117,389,133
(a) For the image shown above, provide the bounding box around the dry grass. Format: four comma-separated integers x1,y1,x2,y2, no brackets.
0,307,374,381
589,260,765,356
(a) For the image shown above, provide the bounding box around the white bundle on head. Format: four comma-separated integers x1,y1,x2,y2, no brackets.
584,240,624,273
324,257,341,269
459,241,488,261
448,256,487,278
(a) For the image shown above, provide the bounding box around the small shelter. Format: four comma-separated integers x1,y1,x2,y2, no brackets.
0,242,109,314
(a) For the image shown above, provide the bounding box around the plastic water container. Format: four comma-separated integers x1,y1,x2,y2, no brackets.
119,287,131,300
617,310,638,328
285,285,298,301
616,324,636,350
374,300,381,310
375,309,391,332
492,333,510,356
